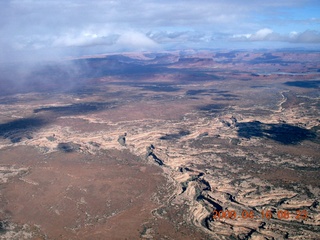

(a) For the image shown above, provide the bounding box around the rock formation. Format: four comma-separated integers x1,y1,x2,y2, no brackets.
117,133,127,146
146,144,164,166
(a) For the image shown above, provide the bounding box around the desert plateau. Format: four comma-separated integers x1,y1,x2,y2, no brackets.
0,50,319,239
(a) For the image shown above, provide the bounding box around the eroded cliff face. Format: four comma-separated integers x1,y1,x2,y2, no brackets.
0,51,319,239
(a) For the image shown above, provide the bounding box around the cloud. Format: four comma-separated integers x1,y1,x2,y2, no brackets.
53,31,119,47
232,28,320,43
116,31,159,51
250,28,274,41
147,31,208,43
292,30,320,43
0,0,319,64
232,28,283,41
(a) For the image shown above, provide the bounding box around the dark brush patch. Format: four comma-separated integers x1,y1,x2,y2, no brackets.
66,86,106,96
186,90,208,95
179,72,221,82
160,130,190,140
186,89,229,96
57,142,81,153
198,104,228,113
34,102,114,115
250,73,260,77
75,57,174,78
177,57,214,65
0,96,25,105
237,121,317,145
214,51,239,58
0,118,47,143
284,80,320,89
210,90,229,94
109,81,181,92
212,98,238,101
218,93,238,98
137,85,180,92
0,220,8,233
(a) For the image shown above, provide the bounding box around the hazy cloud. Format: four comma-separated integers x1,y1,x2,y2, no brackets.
53,32,119,47
232,28,320,43
292,30,320,43
147,31,208,43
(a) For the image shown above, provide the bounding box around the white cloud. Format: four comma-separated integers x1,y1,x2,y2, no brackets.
116,31,159,50
250,28,273,41
289,31,298,38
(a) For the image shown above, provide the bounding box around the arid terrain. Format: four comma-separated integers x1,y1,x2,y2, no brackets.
0,50,319,239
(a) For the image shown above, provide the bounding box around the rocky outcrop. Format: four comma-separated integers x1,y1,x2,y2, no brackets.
117,133,127,146
146,144,164,166
221,115,238,128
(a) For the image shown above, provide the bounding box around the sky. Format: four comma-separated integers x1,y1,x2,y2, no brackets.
1,0,320,62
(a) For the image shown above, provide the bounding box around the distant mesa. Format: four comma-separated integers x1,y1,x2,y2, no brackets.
249,53,286,64
237,121,317,145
